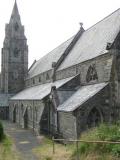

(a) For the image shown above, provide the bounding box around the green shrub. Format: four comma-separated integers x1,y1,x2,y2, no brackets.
45,156,52,160
0,121,5,142
72,123,120,158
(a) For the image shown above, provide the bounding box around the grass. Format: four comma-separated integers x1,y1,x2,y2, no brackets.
33,136,74,160
0,121,21,160
72,123,120,160
0,136,21,160
33,123,120,160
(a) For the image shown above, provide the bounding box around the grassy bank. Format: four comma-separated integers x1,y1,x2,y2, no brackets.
33,123,120,160
0,121,21,160
0,136,21,160
0,135,21,160
72,123,120,160
33,137,73,160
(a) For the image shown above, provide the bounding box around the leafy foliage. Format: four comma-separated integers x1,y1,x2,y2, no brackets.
0,121,5,142
73,123,120,158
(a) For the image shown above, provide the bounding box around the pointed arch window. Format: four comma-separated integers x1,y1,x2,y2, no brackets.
86,64,98,83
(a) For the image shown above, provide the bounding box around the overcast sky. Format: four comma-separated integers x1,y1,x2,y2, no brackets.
0,0,120,69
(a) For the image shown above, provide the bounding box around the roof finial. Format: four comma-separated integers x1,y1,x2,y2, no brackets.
79,22,83,28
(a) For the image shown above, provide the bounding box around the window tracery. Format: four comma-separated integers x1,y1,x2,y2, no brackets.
86,64,98,82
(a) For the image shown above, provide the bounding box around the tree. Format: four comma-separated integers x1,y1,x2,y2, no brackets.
0,121,4,142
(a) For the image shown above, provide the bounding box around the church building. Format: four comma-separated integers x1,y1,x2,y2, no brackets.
1,1,120,139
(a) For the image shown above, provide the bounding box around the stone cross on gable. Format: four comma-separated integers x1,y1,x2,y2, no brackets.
79,22,83,28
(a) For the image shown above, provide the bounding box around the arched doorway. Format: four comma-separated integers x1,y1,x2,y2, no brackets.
24,108,28,129
13,106,16,123
87,107,103,128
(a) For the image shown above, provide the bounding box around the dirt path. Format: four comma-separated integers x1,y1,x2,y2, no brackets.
2,120,40,160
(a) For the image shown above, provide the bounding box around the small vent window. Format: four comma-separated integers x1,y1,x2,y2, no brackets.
14,48,19,57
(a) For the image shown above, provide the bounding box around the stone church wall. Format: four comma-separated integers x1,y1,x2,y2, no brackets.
9,99,45,134
58,112,77,139
25,52,113,89
6,2,120,140
25,70,52,88
56,52,113,85
58,84,111,139
109,50,120,120
75,85,111,137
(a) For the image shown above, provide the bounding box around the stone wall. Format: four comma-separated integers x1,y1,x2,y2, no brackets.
1,19,28,94
58,112,77,139
75,85,111,137
9,100,45,134
56,52,113,85
25,70,52,88
24,52,113,89
109,50,120,121
57,85,111,139
9,50,119,139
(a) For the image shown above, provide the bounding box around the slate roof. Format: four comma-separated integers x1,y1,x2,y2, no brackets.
11,76,74,100
0,94,13,107
58,9,120,70
28,9,120,78
28,37,74,78
57,83,108,112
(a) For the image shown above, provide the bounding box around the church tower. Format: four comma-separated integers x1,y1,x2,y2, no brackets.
1,1,28,94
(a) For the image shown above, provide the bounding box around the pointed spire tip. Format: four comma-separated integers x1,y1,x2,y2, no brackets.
9,0,21,24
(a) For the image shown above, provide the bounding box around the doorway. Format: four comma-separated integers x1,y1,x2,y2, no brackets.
13,107,16,123
24,108,28,129
87,107,102,128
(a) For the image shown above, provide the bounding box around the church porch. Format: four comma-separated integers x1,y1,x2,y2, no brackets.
57,82,111,139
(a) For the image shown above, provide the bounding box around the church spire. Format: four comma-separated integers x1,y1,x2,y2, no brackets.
1,0,28,93
9,0,21,24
